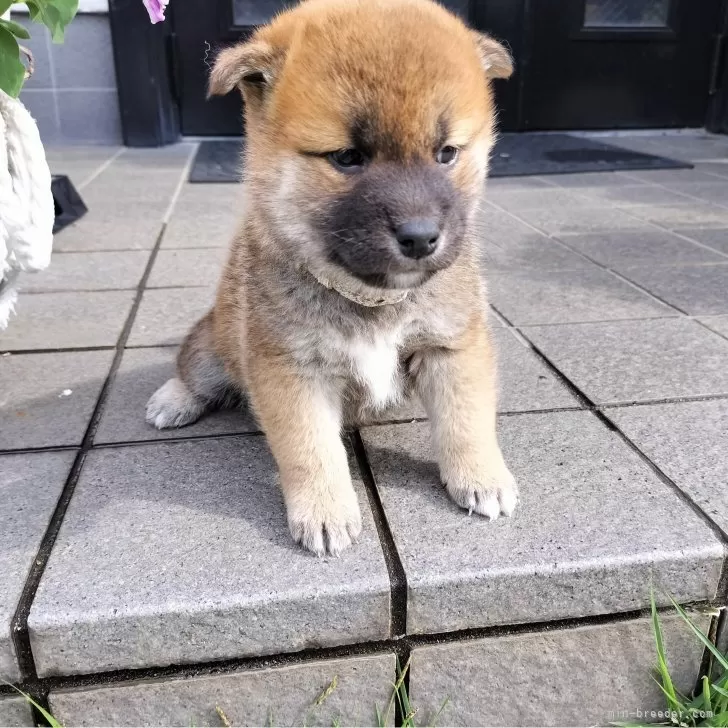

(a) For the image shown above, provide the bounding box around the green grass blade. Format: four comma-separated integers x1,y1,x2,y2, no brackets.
669,597,728,673
651,592,679,712
707,712,728,727
712,681,728,714
9,687,62,728
702,676,713,715
375,704,384,728
428,696,451,727
651,674,687,714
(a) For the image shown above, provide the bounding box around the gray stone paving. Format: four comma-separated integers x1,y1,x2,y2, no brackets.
49,653,396,727
1,135,728,725
0,697,33,727
410,613,710,727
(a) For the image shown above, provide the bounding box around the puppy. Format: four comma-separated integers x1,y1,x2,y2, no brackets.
147,0,518,556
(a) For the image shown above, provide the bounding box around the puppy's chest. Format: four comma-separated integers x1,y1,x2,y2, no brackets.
343,334,404,410
300,324,407,410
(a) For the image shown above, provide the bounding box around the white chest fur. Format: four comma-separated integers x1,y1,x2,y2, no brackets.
346,334,402,410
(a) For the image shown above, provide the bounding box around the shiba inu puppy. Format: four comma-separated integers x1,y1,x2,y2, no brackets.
146,0,517,555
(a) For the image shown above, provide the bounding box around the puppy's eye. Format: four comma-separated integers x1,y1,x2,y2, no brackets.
436,145,459,165
328,148,366,172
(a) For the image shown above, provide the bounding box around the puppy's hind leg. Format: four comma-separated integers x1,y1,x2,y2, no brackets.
146,311,236,429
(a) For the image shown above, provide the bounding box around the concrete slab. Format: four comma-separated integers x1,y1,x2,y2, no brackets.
524,318,728,404
0,451,74,681
0,350,114,449
0,291,134,351
24,252,149,293
698,315,728,340
147,249,228,289
626,203,728,229
50,653,396,727
0,696,34,727
489,266,672,325
28,437,390,676
95,347,258,444
53,215,166,253
677,228,728,255
619,263,728,315
410,613,710,727
609,399,728,535
162,184,242,249
361,411,723,634
555,230,725,271
482,232,594,272
127,287,216,347
577,184,700,207
511,206,650,235
492,328,579,412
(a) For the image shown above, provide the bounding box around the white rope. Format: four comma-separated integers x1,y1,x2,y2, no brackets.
0,89,54,329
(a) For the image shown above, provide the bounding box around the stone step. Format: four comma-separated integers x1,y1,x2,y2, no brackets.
2,408,720,686
42,612,709,727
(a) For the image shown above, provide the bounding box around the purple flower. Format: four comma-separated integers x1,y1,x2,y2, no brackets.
143,0,168,23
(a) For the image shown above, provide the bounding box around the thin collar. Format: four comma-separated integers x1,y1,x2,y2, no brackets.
304,265,409,307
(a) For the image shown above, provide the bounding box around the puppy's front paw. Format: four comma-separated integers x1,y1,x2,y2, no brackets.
146,378,205,429
442,461,518,520
286,486,363,557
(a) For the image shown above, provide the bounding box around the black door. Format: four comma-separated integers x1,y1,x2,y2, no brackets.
520,0,723,129
174,0,476,136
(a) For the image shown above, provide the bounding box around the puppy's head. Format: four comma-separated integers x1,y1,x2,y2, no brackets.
210,0,511,290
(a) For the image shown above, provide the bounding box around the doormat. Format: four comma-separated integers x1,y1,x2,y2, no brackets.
188,133,690,183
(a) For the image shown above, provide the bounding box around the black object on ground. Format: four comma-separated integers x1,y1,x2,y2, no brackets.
488,133,691,176
188,133,691,184
189,139,247,183
52,175,87,234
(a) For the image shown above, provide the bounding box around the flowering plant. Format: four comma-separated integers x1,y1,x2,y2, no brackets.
142,0,167,23
0,0,78,96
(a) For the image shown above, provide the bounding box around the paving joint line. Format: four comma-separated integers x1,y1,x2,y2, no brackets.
24,287,143,295
546,235,697,316
8,147,196,712
8,147,197,703
496,305,728,549
0,600,717,701
9,220,170,688
485,176,728,267
10,394,728,458
1,346,117,356
76,147,125,190
350,431,408,639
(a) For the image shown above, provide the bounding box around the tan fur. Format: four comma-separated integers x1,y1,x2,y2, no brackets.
147,0,517,555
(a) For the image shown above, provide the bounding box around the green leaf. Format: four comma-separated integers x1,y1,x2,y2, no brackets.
0,25,25,97
45,0,78,41
24,0,77,42
0,0,14,16
0,18,31,39
53,0,79,27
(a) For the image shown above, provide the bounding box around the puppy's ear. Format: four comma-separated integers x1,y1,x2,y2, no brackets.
208,40,283,97
471,33,513,80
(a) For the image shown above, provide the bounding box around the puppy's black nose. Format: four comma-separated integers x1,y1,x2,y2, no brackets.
395,218,440,259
